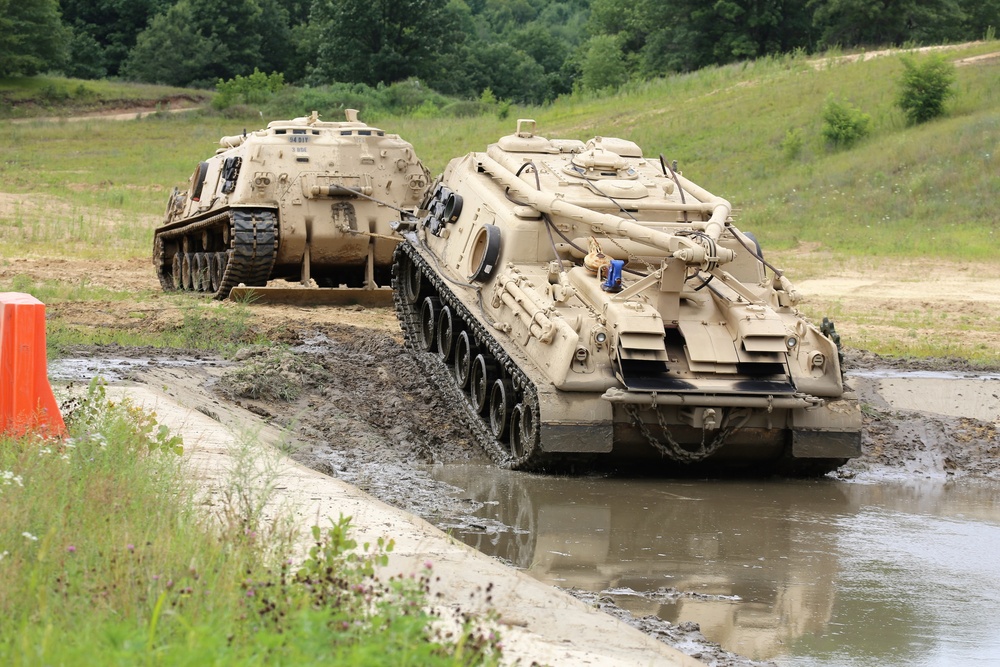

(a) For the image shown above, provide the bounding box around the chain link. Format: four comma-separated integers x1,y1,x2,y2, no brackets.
623,403,752,463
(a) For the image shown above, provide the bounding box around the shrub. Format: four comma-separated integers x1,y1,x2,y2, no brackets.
411,99,441,119
497,99,512,120
213,68,285,110
896,54,956,125
821,97,872,148
780,128,804,160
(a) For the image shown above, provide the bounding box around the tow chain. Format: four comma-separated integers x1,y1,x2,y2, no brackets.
623,404,752,463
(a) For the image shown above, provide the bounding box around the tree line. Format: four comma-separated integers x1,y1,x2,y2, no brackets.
2,0,996,104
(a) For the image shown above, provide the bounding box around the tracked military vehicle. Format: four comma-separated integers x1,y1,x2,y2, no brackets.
392,120,860,475
154,110,429,304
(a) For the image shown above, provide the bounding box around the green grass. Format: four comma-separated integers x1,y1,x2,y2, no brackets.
0,380,500,665
0,273,269,356
44,301,267,356
48,299,268,356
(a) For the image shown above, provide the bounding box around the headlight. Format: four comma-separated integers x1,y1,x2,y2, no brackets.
786,336,798,349
594,329,608,344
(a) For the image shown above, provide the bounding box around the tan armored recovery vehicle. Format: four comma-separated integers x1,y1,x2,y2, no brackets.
393,120,861,475
154,110,429,304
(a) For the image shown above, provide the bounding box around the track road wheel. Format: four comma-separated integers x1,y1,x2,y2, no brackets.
194,253,208,291
437,306,456,362
470,353,495,414
403,254,425,305
419,297,440,353
517,400,538,461
510,404,526,460
454,330,476,390
489,379,514,441
182,253,194,291
171,254,182,290
208,253,221,293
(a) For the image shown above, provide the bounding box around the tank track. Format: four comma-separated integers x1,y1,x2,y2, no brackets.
154,208,277,300
392,240,552,471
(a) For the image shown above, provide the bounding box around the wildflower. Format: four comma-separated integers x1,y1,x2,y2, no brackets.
0,551,8,561
22,532,38,542
1,471,23,488
127,544,135,552
67,546,76,553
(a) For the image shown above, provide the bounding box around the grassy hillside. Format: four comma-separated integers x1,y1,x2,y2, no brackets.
3,43,997,260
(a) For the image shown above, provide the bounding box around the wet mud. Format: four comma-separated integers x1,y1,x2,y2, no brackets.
56,328,1000,667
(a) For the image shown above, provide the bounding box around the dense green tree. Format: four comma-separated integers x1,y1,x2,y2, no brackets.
478,0,538,34
536,0,590,44
308,0,461,86
580,33,627,91
692,0,815,62
472,41,550,102
277,0,312,24
506,22,578,98
957,0,1000,36
59,0,172,77
64,25,107,79
0,0,69,76
120,2,216,87
588,0,815,75
122,0,293,87
811,0,966,47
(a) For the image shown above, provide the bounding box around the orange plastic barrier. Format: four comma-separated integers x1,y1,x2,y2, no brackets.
0,293,66,438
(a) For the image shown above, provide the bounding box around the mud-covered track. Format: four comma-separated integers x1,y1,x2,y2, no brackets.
392,241,551,471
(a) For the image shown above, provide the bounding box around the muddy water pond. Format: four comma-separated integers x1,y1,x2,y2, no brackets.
429,467,1000,666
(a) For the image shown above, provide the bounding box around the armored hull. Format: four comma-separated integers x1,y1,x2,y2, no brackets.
393,120,860,475
154,110,429,302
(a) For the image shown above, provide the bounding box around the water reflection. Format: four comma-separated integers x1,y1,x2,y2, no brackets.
430,466,1000,666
